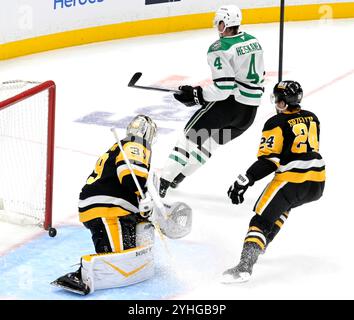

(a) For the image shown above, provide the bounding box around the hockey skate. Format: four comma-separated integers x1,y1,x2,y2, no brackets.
51,268,90,295
221,242,262,284
170,173,186,189
150,170,169,198
159,173,186,198
221,264,252,283
159,178,171,198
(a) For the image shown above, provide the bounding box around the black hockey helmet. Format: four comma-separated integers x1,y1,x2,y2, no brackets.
271,81,303,106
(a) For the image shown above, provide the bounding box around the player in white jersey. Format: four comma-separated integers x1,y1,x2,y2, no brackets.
158,5,265,198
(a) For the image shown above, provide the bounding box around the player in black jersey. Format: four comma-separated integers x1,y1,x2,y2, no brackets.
222,81,325,283
52,115,158,294
78,115,157,253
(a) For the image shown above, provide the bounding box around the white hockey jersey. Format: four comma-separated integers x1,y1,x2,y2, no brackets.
202,31,265,106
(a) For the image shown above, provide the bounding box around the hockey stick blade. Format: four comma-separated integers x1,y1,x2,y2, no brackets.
128,72,180,93
128,72,142,87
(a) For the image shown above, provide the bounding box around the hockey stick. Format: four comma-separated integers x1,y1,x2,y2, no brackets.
111,128,174,258
110,128,168,219
128,72,181,94
111,128,146,198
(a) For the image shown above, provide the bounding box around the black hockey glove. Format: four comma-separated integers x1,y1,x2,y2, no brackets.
227,174,254,205
174,85,205,107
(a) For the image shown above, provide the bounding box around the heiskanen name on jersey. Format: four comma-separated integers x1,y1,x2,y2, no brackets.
204,32,264,106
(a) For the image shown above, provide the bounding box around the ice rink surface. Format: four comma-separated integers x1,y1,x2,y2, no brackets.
0,18,353,300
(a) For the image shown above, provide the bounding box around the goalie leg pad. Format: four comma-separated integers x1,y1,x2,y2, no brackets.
136,222,155,247
81,245,154,293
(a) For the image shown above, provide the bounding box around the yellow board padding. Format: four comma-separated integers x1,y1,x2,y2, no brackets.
1,2,353,60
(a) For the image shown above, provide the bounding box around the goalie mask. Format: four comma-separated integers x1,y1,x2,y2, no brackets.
214,5,242,33
127,115,157,145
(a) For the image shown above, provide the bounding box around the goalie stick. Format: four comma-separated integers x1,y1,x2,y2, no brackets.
128,72,181,94
110,128,192,240
110,128,168,219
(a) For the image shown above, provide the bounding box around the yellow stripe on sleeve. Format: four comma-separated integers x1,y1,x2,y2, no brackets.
118,169,148,184
257,126,283,158
116,142,151,167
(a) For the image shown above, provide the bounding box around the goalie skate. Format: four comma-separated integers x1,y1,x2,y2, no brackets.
51,270,90,295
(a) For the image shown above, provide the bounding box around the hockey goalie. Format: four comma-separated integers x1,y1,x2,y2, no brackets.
51,115,192,295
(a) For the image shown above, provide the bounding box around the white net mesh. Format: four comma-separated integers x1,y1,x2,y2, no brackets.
0,81,50,227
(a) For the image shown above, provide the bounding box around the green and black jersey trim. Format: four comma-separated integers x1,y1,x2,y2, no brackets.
213,77,237,90
208,32,257,53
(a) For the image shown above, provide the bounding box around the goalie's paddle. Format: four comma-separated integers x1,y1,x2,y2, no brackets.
111,127,146,199
110,128,168,220
128,72,181,94
110,127,171,250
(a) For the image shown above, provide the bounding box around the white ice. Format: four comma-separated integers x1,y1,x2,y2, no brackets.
0,18,353,299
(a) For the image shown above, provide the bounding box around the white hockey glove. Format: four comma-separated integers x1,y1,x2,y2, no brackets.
139,192,154,218
227,174,253,205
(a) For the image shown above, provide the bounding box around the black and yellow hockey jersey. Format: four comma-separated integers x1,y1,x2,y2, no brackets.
254,108,325,183
78,135,151,223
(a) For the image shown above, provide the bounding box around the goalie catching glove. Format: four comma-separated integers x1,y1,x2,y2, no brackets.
174,85,206,107
151,201,192,239
228,174,254,205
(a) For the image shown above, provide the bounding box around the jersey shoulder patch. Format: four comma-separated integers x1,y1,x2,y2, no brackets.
208,40,222,53
208,32,259,54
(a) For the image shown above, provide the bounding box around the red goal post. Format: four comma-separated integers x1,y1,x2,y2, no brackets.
0,80,56,234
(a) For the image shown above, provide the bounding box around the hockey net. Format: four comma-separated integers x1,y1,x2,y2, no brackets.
0,80,56,230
